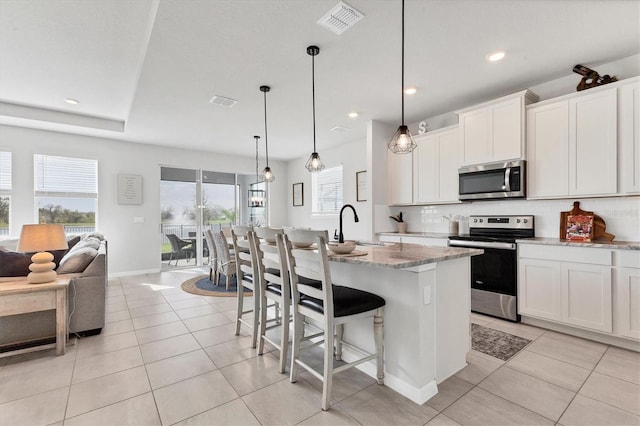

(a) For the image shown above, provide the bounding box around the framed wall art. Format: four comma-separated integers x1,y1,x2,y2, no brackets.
293,182,303,206
356,170,367,202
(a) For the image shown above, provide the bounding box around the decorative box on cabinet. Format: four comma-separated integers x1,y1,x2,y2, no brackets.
387,148,413,205
413,126,460,204
457,89,538,166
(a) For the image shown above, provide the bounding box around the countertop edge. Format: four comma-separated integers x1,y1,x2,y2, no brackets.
516,237,640,250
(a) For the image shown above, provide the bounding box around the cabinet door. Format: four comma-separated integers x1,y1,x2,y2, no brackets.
569,88,618,196
491,98,522,161
460,109,489,166
414,134,438,203
618,81,640,194
615,267,640,340
438,129,460,202
388,149,413,205
561,262,612,332
526,101,569,198
518,258,562,321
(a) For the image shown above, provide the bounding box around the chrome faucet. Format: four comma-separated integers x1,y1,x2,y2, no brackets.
338,204,359,243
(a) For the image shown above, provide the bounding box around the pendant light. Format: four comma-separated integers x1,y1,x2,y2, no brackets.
388,0,417,154
305,45,325,172
248,136,265,207
260,85,275,182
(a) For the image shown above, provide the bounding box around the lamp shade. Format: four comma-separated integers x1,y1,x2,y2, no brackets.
18,224,68,253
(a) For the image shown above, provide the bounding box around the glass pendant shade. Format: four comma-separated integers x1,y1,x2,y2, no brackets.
262,166,274,182
305,152,325,172
388,125,417,153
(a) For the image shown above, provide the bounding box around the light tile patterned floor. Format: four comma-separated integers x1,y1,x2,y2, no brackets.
1,268,639,425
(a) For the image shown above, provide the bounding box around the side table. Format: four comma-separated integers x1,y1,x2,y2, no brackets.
0,276,70,357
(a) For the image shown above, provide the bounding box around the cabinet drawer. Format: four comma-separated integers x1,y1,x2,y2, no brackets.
613,250,640,269
519,244,611,265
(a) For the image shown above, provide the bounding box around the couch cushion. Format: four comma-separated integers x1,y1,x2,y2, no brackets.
57,246,98,274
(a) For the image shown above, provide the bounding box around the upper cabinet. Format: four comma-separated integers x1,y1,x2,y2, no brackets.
413,126,460,204
457,89,539,166
618,79,640,194
527,78,640,199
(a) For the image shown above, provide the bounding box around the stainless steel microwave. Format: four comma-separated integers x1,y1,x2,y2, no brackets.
458,160,525,200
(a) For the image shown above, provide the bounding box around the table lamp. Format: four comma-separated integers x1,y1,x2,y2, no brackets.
17,224,68,284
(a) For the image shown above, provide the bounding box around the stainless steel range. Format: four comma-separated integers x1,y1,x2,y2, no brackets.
448,215,535,322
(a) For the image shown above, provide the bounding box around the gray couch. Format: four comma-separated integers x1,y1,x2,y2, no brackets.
0,239,108,350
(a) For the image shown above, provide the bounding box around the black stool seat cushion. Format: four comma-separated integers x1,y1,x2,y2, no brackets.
300,285,385,317
264,270,322,297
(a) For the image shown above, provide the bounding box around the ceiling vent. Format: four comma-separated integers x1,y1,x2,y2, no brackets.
317,1,364,35
209,95,237,108
330,125,350,132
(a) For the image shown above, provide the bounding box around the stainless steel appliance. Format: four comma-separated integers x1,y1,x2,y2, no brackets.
449,215,534,322
458,159,525,200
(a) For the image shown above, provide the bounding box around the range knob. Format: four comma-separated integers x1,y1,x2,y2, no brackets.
516,219,521,223
523,218,528,223
473,218,478,223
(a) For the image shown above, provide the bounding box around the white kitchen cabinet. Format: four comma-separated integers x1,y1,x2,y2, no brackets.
570,88,617,196
413,126,460,204
457,89,538,166
560,262,612,333
618,78,640,194
519,258,562,321
613,250,640,340
518,244,612,334
387,148,413,205
526,86,617,198
526,101,569,197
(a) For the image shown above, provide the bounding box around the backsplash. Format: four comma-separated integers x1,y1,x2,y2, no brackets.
390,197,640,241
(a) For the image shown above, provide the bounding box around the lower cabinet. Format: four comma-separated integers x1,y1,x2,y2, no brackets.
519,244,614,334
614,251,640,340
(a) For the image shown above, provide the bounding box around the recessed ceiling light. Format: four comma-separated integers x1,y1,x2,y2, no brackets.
404,87,417,95
64,98,79,105
486,51,506,62
348,112,358,118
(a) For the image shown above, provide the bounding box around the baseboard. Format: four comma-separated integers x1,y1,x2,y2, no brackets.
109,268,160,278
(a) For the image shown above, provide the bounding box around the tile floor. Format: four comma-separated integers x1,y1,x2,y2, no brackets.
1,268,639,426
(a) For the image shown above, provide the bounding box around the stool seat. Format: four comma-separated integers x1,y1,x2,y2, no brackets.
300,285,385,317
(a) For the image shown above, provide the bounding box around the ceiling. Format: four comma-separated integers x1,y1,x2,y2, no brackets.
1,0,639,161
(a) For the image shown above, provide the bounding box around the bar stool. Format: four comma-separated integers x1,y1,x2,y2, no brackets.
283,229,385,411
253,227,290,373
231,226,259,348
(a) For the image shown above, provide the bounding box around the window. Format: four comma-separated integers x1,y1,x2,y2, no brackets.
311,165,343,215
34,154,98,232
0,151,11,235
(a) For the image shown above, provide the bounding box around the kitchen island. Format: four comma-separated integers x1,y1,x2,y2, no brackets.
327,243,482,405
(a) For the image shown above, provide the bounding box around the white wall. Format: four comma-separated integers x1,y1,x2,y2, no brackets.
0,125,287,275
284,138,369,242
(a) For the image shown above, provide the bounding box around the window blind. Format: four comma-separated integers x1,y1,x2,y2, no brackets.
0,151,11,193
312,165,343,214
34,154,97,198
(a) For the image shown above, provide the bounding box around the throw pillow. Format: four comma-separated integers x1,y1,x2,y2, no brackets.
0,251,32,277
57,246,98,274
66,235,81,251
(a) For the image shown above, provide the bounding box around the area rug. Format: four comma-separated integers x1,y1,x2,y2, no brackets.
181,275,252,297
471,323,532,361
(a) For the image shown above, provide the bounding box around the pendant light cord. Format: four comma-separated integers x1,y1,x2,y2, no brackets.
312,53,317,152
401,0,405,126
263,91,269,167
255,136,259,184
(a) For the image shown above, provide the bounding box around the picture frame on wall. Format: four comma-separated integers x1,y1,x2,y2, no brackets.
293,182,303,206
356,170,366,202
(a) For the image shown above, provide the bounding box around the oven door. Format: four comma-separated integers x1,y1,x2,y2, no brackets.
449,239,519,321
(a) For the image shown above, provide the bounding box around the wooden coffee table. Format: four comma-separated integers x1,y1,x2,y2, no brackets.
0,276,70,357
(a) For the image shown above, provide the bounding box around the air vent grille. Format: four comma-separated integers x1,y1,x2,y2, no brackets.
209,95,237,108
317,1,364,35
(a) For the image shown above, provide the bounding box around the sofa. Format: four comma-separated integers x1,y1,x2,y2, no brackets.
0,233,108,351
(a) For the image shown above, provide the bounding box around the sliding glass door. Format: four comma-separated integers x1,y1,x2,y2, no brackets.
160,167,237,269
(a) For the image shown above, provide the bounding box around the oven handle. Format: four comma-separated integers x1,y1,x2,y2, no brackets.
449,240,516,250
505,167,511,191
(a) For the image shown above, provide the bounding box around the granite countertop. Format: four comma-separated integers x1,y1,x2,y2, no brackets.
516,237,640,250
377,232,453,239
328,243,483,269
